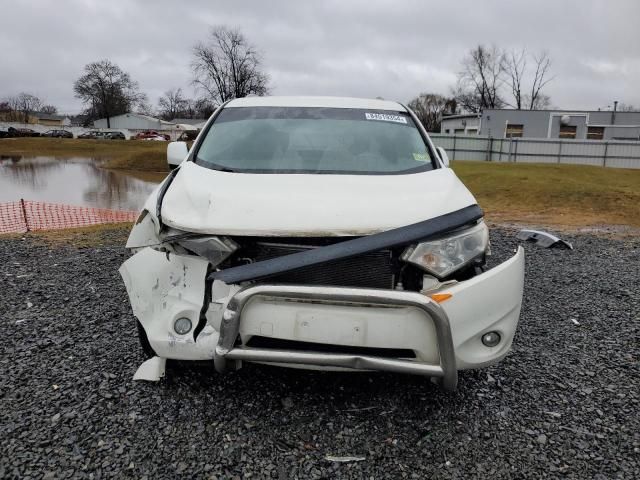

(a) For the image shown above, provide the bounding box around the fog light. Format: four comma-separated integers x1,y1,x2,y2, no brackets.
481,331,501,347
174,317,192,335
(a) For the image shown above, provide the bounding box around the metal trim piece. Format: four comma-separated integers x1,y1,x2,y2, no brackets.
213,284,458,390
210,204,483,284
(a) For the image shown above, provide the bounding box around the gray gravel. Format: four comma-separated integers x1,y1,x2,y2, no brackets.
1,228,638,479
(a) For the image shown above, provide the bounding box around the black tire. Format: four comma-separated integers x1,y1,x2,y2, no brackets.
136,321,156,358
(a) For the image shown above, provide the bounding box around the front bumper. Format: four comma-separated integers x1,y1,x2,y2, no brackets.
215,284,459,389
120,247,525,390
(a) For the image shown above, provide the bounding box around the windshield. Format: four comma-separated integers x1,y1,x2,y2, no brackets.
194,106,435,174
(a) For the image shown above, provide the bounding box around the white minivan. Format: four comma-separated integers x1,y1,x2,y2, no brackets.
121,96,524,390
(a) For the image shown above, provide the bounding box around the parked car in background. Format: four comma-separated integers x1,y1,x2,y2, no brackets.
0,127,9,138
123,96,525,390
7,127,41,137
135,130,170,141
42,129,73,138
105,131,126,140
78,130,107,139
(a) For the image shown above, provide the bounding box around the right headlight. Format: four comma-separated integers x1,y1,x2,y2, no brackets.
401,221,489,278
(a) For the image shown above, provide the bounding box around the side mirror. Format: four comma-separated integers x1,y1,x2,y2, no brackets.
167,141,189,170
436,146,450,167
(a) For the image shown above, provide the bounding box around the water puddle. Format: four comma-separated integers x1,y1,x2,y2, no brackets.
0,155,165,210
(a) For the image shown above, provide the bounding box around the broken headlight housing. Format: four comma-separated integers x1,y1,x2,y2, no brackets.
401,221,489,278
125,210,238,267
172,235,238,266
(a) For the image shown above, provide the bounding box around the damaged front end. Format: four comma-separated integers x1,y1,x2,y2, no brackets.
120,199,524,390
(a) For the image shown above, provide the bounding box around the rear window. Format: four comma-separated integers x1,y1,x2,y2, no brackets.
194,106,435,174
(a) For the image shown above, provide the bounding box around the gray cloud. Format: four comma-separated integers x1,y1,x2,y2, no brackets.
1,0,638,114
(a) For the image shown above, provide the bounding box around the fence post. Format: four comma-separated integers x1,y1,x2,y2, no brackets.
19,198,29,232
513,139,519,163
603,142,608,167
498,139,503,162
486,137,493,162
452,134,457,161
557,140,563,164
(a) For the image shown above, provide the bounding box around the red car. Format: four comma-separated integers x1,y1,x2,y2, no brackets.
134,130,170,141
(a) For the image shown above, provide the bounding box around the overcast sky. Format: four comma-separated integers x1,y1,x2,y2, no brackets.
2,0,639,114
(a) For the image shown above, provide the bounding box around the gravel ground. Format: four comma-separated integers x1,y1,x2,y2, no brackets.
1,228,638,479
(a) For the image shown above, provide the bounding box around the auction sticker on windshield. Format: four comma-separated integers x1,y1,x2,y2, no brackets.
365,113,408,124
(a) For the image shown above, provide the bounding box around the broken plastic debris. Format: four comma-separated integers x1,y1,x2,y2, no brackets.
325,455,366,463
516,229,573,249
570,318,581,326
133,356,166,381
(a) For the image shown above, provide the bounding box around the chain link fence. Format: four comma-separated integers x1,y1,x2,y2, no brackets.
429,134,640,169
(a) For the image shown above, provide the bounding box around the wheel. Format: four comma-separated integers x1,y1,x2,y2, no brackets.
136,320,156,358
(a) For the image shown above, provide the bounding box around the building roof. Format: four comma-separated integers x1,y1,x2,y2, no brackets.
226,96,405,111
483,108,640,114
94,112,176,126
34,112,69,121
441,113,481,121
169,118,206,125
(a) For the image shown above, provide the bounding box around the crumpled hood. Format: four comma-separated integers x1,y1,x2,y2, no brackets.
161,161,478,236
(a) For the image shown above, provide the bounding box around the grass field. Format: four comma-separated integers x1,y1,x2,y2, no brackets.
1,138,639,229
453,161,640,228
0,137,168,171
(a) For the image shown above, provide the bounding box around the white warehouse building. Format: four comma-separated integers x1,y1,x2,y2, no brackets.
92,113,199,139
93,113,176,131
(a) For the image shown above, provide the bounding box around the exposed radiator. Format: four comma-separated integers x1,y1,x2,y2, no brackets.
234,240,397,289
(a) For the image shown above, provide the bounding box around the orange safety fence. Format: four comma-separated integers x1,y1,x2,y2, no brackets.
0,200,138,234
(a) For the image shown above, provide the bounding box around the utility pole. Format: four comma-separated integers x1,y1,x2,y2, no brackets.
612,100,618,125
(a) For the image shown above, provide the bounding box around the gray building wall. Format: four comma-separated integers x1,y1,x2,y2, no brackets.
478,109,640,140
439,115,480,134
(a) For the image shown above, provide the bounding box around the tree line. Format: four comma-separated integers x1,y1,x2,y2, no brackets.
0,26,268,127
409,45,555,132
1,27,637,131
0,93,58,122
73,26,269,127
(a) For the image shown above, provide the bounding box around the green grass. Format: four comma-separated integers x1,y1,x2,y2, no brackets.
0,137,168,172
102,149,167,171
452,161,640,228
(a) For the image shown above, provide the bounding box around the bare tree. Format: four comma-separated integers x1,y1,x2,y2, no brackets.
454,45,506,113
192,97,217,118
192,26,269,105
40,104,58,115
504,49,554,110
504,49,527,110
134,95,153,116
528,93,552,110
527,51,553,110
6,93,43,122
617,103,637,112
457,46,554,112
407,93,457,132
73,59,145,127
158,88,189,120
